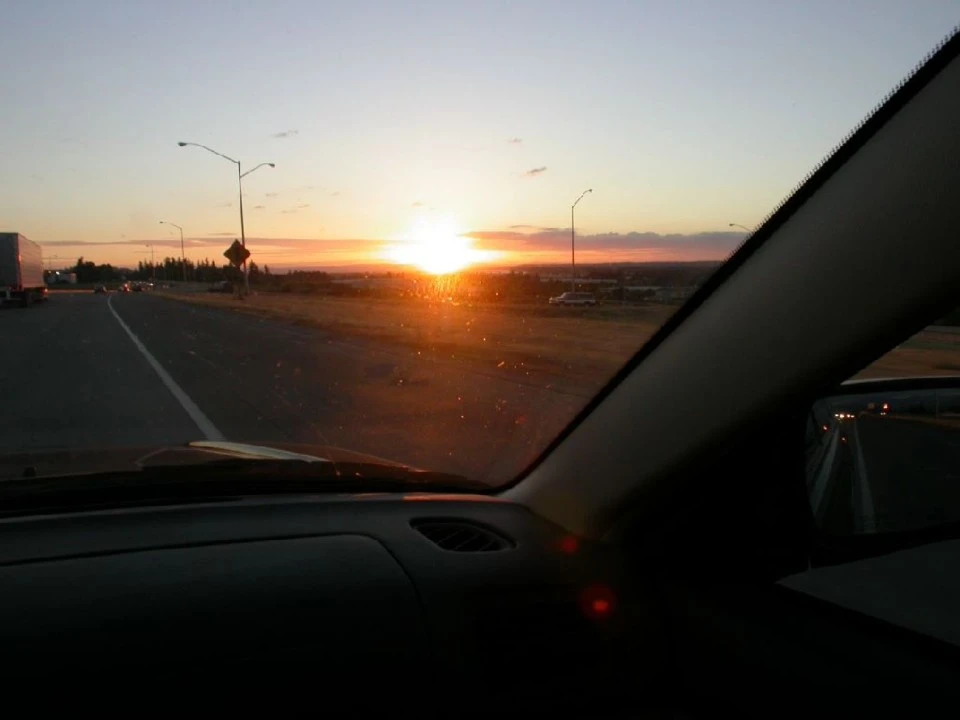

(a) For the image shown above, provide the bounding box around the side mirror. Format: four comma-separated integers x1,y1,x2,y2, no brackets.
806,376,960,552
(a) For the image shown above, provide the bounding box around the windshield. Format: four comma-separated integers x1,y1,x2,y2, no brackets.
1,2,956,488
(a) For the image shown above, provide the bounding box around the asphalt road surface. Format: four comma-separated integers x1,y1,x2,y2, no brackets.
857,414,960,530
0,292,589,483
809,413,960,535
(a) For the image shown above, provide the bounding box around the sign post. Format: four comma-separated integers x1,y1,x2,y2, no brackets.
223,239,251,298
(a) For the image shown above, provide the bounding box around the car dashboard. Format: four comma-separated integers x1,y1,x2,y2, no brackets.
0,492,667,713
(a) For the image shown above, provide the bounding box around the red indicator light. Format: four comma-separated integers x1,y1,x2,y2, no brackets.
591,598,611,615
580,584,617,620
558,535,579,555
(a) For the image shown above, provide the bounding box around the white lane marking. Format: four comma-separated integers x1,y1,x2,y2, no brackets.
809,427,841,518
107,296,225,441
851,421,876,533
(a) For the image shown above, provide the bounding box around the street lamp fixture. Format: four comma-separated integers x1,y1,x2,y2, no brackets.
159,220,187,282
729,222,753,233
571,188,593,292
177,141,275,295
241,162,276,178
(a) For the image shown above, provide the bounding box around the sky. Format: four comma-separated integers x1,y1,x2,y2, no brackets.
1,0,957,270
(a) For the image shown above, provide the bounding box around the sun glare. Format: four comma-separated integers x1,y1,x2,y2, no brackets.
384,218,499,274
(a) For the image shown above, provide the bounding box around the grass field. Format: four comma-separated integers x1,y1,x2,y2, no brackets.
156,289,960,388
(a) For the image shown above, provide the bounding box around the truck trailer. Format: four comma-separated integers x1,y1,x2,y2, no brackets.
0,232,48,306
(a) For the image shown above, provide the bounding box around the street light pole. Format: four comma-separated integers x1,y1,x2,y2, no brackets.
159,221,186,282
237,162,246,292
236,163,272,293
178,142,274,296
571,188,593,292
728,222,753,233
145,244,155,281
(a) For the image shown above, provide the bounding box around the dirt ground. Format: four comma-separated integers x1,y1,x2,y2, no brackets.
158,290,676,387
856,328,960,379
157,289,960,387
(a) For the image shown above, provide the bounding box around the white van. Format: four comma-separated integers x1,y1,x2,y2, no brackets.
548,292,597,306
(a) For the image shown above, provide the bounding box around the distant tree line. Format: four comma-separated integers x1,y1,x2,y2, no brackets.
130,257,247,283
68,256,278,285
71,257,124,283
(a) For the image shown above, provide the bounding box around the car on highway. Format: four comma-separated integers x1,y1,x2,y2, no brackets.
117,282,130,292
865,400,891,415
548,291,597,306
93,285,107,294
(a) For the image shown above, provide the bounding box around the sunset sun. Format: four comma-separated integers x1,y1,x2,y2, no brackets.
384,218,499,274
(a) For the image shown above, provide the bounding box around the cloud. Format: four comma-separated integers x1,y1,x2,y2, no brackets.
207,232,238,237
265,192,279,198
271,129,299,139
507,137,523,144
329,191,340,197
411,201,424,208
253,205,266,210
297,203,310,209
509,224,559,231
465,228,742,261
524,166,548,177
281,209,298,214
216,202,233,208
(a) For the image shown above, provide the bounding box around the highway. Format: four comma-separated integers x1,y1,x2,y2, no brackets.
808,412,960,535
0,292,587,483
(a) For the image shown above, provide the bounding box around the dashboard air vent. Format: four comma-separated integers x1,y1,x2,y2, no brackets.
412,520,514,553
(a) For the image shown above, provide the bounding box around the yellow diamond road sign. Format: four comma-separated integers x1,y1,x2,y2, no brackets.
223,239,250,267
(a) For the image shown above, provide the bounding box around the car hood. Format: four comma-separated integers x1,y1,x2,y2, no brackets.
0,441,411,481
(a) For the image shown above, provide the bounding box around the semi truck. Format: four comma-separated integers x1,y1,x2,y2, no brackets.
0,232,48,306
